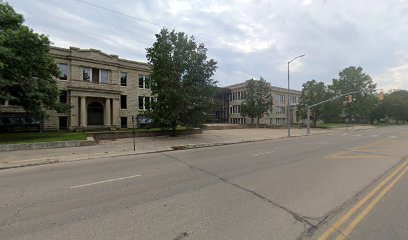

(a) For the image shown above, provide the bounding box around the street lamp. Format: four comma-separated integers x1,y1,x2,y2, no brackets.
287,54,305,137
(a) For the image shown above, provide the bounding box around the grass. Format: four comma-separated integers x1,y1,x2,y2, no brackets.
0,132,87,145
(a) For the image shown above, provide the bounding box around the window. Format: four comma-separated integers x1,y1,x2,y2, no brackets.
120,72,127,86
139,75,150,89
230,118,246,124
138,96,144,110
276,94,286,103
59,90,67,103
92,68,99,83
138,96,153,110
275,118,287,125
59,117,68,130
120,95,127,109
83,67,110,83
275,106,286,115
121,117,128,128
83,67,91,81
145,76,151,89
145,97,152,109
100,70,109,84
58,64,67,80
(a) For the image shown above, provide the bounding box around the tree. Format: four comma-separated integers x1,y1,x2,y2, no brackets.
298,80,329,127
328,66,376,122
146,28,217,134
240,77,273,126
382,90,408,123
0,3,67,119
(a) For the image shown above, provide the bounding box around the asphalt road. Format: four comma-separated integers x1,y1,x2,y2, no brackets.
1,126,408,240
349,169,408,240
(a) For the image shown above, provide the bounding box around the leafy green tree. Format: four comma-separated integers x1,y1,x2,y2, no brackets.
0,3,67,119
240,77,273,126
146,28,217,134
368,99,386,124
382,90,408,123
298,80,329,127
329,66,376,122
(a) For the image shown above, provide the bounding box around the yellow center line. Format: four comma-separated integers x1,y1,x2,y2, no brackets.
335,164,408,240
317,159,408,240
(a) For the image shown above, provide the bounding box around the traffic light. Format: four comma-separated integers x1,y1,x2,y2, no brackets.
348,95,353,103
379,91,384,101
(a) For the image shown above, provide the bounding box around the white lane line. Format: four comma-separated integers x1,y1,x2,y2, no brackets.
70,175,141,189
253,151,274,156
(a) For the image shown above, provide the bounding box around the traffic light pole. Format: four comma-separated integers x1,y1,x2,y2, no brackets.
306,91,359,135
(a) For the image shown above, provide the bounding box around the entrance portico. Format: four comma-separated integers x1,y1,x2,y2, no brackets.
69,90,120,131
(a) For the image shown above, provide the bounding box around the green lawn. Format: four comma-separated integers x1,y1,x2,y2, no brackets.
0,132,87,145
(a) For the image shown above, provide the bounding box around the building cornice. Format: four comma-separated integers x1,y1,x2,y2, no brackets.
49,46,151,72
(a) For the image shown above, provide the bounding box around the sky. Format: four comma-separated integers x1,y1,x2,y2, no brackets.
7,0,408,91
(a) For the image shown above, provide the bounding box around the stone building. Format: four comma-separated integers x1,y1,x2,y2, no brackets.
0,46,153,131
225,80,301,125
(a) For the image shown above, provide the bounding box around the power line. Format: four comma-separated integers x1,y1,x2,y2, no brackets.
74,0,163,28
71,0,263,82
72,0,216,48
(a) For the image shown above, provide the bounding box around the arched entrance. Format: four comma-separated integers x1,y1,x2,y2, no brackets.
87,101,103,125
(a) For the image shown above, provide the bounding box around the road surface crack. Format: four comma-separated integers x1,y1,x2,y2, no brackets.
0,187,26,227
161,153,314,228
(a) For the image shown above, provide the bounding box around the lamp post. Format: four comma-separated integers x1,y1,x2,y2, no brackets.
287,54,305,137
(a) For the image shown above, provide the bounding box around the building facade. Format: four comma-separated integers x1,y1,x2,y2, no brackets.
0,46,153,131
1,47,301,131
225,80,301,126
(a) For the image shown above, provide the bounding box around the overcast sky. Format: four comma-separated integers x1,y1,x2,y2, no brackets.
8,0,408,91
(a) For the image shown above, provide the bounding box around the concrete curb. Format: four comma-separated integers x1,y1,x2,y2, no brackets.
0,138,95,152
0,134,314,170
0,127,374,170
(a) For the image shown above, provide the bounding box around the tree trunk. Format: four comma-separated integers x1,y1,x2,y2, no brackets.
170,121,177,137
251,117,254,126
40,113,45,133
313,119,317,127
256,117,260,128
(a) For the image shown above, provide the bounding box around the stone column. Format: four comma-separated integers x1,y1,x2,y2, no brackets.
69,96,79,130
80,96,87,128
104,98,111,127
112,98,120,128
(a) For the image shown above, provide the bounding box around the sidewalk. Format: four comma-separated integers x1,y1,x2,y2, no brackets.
0,126,374,169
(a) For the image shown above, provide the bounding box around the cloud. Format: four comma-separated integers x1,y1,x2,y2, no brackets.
375,59,408,91
8,0,408,91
